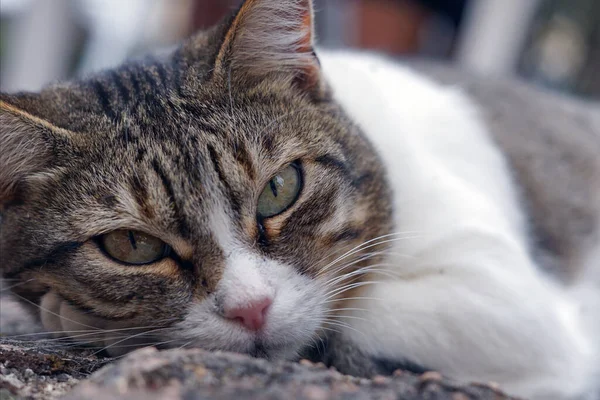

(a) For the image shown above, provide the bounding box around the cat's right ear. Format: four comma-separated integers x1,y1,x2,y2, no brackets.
0,98,69,207
209,0,324,96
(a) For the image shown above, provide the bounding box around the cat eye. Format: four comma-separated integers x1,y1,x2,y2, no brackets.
257,163,302,218
100,230,171,265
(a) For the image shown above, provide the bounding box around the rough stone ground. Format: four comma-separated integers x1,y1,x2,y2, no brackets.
0,339,109,399
1,340,513,400
1,293,513,400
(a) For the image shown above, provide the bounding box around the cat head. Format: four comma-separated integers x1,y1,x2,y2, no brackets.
0,0,392,358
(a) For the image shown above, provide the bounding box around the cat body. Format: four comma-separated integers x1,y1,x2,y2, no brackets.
319,51,600,399
1,1,598,399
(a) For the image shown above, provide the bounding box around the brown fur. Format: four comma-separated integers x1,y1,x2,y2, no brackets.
0,0,391,346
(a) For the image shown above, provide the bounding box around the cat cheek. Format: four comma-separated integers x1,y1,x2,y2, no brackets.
39,291,66,335
39,291,107,347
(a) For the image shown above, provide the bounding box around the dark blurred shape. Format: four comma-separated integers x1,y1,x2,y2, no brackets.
190,0,239,31
418,0,467,27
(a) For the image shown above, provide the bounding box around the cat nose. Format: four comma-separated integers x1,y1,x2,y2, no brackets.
224,297,272,331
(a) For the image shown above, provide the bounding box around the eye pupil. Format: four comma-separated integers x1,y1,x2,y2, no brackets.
269,179,279,197
127,230,138,250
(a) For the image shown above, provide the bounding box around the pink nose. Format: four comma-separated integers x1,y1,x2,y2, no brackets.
224,297,272,331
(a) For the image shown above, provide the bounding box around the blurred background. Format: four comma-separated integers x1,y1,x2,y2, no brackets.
0,0,598,98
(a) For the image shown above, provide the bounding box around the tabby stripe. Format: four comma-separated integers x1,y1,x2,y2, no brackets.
172,48,185,97
314,154,354,185
10,242,84,278
151,158,191,238
110,70,131,104
179,103,219,135
60,291,137,321
135,147,147,162
142,66,160,88
91,80,116,120
128,68,142,100
257,219,269,248
155,62,169,88
140,68,164,114
261,133,275,152
286,190,336,231
234,140,256,180
207,144,242,214
129,174,154,219
329,226,362,243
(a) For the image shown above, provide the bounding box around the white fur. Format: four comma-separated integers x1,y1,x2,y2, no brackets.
174,201,326,359
317,50,600,400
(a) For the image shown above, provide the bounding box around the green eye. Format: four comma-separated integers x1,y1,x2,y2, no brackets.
100,230,170,265
257,163,302,218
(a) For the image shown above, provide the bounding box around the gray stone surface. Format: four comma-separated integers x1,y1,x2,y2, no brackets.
0,338,110,399
0,339,513,400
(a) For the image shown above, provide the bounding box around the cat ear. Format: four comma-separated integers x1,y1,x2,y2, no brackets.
0,98,67,206
213,0,322,93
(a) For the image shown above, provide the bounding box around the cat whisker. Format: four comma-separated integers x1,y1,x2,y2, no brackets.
324,307,369,314
324,314,369,323
8,291,107,331
176,339,195,350
322,296,385,305
315,233,421,277
14,326,172,343
321,319,368,340
316,326,343,336
306,336,322,357
318,252,386,281
326,236,418,267
0,278,37,292
324,280,385,301
321,263,401,287
7,322,179,339
91,326,178,356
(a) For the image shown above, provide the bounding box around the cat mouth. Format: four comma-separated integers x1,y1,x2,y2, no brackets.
247,340,289,359
249,342,270,358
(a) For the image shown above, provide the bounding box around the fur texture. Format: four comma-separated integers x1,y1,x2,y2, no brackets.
1,1,598,399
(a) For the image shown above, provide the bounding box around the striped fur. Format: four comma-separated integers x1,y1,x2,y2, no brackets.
0,0,390,360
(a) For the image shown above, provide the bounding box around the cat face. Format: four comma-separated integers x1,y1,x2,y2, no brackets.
0,0,392,358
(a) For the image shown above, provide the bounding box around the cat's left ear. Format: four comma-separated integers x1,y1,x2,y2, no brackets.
0,96,72,207
213,0,323,95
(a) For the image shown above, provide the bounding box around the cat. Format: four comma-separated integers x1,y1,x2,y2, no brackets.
1,0,599,399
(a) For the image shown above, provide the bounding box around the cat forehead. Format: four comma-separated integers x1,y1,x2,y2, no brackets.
45,113,342,236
